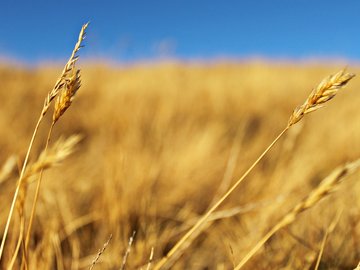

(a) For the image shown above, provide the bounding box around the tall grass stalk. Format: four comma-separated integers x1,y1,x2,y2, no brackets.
153,69,355,270
0,23,88,264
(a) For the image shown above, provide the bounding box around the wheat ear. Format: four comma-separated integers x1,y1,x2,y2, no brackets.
23,135,82,180
153,69,355,270
235,159,360,269
288,70,354,126
23,24,87,265
0,23,88,263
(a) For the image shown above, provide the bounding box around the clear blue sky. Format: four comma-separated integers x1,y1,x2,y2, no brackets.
0,0,359,64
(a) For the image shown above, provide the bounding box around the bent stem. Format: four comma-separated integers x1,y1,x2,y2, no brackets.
154,126,289,270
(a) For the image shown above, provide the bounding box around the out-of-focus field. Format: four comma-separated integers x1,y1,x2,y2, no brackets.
1,62,360,269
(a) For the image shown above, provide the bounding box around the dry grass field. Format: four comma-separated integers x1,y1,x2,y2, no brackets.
1,50,360,269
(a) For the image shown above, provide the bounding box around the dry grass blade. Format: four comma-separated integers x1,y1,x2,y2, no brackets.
89,234,112,270
120,231,136,270
235,159,360,270
146,247,155,270
52,233,65,270
6,215,25,270
153,68,355,270
288,69,355,126
314,210,342,270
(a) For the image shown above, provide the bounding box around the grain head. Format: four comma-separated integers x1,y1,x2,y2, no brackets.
288,69,355,126
53,69,81,123
41,23,88,117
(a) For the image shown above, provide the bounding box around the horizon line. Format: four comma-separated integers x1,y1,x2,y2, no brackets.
1,54,360,68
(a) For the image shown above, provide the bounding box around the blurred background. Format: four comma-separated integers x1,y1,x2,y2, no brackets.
1,1,360,270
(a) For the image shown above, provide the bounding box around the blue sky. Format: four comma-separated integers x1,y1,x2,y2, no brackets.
0,0,359,64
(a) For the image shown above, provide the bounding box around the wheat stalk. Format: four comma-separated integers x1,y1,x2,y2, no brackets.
235,159,360,269
0,23,88,263
153,69,355,270
22,24,88,266
89,234,112,270
120,231,136,270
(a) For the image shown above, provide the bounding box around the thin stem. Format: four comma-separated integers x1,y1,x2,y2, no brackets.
314,210,341,270
154,126,289,270
314,231,328,270
22,122,55,268
7,215,25,270
234,223,282,270
24,123,54,249
0,114,44,262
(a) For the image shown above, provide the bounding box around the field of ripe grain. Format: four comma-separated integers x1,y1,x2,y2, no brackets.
1,61,360,269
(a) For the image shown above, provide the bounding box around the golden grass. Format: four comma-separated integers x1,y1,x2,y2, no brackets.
0,23,87,268
154,69,355,270
235,159,360,269
8,135,81,270
0,55,360,269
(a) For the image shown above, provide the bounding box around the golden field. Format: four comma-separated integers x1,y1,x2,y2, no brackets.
1,61,360,269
